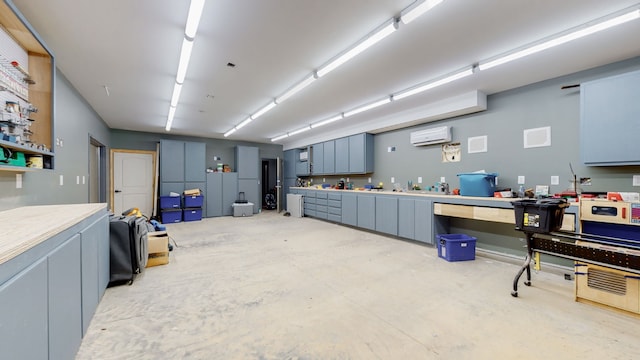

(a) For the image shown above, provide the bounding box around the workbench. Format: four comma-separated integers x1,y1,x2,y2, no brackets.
0,203,109,360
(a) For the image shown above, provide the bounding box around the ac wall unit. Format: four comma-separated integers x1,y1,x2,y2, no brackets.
410,126,451,146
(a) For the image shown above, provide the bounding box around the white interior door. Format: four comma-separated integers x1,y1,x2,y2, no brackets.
113,151,155,217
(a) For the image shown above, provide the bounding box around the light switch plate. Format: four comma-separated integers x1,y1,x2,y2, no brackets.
391,177,395,183
83,176,86,185
59,175,64,186
76,175,80,185
551,176,559,185
518,176,525,184
440,177,446,183
634,175,640,186
16,173,22,189
418,177,422,184
368,177,371,183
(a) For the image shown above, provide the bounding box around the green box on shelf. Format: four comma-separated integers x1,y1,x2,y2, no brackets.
8,151,26,167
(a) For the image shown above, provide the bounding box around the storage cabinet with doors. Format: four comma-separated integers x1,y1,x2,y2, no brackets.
295,146,311,177
327,192,342,222
376,195,398,236
160,140,206,213
323,140,335,174
0,204,108,360
335,137,349,174
0,1,55,172
236,146,260,213
283,149,297,209
206,172,238,217
581,69,640,166
348,133,374,174
398,197,433,244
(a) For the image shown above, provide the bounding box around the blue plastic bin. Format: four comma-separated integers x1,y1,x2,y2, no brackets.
183,195,204,208
437,234,477,262
160,209,182,223
457,173,498,197
159,196,181,209
183,208,203,222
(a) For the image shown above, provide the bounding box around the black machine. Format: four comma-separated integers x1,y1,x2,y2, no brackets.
108,215,149,287
264,190,276,210
336,180,345,189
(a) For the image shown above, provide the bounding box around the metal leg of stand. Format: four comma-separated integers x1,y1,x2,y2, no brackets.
511,233,534,297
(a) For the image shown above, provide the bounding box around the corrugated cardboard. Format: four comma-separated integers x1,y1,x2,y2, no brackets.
147,231,169,267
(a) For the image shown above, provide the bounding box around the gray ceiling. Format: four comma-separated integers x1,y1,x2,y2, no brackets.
12,0,640,148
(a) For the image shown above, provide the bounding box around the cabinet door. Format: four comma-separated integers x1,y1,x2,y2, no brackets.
206,173,223,217
581,69,640,165
414,199,432,244
236,146,259,179
222,173,239,216
341,193,357,226
160,140,185,182
160,182,185,197
0,259,48,360
312,143,324,175
284,150,297,179
376,196,398,235
295,160,310,176
238,179,259,213
357,195,376,230
48,235,83,360
335,137,349,173
398,198,415,239
323,140,335,174
349,134,365,173
185,142,206,182
80,217,108,335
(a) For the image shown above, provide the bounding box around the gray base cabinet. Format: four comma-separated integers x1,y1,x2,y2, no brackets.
357,195,376,230
239,179,260,213
341,193,357,226
414,199,432,244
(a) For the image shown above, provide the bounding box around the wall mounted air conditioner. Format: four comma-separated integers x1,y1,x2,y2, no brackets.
410,126,451,146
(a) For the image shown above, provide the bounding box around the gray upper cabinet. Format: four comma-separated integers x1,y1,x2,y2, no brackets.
235,146,259,179
312,143,324,175
348,133,374,174
284,149,297,179
581,69,640,166
335,137,349,174
160,140,185,182
185,142,206,182
323,140,335,174
295,147,311,176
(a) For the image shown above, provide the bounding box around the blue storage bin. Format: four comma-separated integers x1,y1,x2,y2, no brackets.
457,173,498,197
183,208,203,222
160,209,182,223
437,234,477,262
159,196,181,209
183,195,204,208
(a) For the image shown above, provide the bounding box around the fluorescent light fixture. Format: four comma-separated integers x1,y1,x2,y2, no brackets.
185,0,206,39
289,126,312,136
165,106,176,131
400,0,444,24
317,20,398,78
394,67,474,100
275,74,317,104
271,134,289,142
344,97,391,118
310,114,344,128
479,8,640,71
170,82,183,107
176,38,194,84
223,127,237,137
235,117,252,130
250,101,277,120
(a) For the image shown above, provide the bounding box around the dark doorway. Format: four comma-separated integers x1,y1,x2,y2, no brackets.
261,159,277,209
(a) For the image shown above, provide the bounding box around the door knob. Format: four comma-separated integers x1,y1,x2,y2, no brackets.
115,190,122,193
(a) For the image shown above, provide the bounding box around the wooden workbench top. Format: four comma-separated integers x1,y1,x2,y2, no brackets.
0,203,107,265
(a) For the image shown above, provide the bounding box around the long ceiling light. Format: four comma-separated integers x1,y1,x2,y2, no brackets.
479,8,640,71
316,20,398,78
393,67,474,100
223,128,237,137
271,134,289,142
400,0,444,25
165,0,206,131
235,117,252,130
276,74,317,104
251,101,277,120
289,126,312,136
344,97,392,118
310,114,344,129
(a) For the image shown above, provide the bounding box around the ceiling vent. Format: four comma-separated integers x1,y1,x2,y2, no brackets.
410,126,451,146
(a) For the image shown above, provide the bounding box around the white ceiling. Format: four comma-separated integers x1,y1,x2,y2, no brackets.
12,0,640,149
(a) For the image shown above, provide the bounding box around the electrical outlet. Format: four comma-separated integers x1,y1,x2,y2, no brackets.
440,177,446,183
322,178,325,182
16,174,22,189
82,176,86,185
634,175,640,186
56,138,60,146
418,177,423,184
59,175,64,186
391,177,395,183
59,139,63,147
76,175,80,185
518,176,525,184
368,177,372,183
551,176,559,185
346,178,350,183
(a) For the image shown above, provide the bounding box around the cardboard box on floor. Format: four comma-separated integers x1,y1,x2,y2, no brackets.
147,231,169,267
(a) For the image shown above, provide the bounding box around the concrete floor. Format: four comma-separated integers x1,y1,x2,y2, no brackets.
76,211,640,359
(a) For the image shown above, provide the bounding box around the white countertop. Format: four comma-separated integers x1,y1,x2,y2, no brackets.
0,203,107,265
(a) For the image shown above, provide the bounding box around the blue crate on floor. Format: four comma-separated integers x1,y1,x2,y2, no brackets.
159,196,181,209
160,209,182,224
437,234,477,262
183,208,203,222
183,195,204,208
